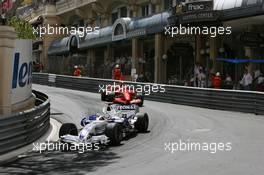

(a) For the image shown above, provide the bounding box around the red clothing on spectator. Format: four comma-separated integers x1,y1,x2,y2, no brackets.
114,68,122,80
74,68,82,77
213,76,222,89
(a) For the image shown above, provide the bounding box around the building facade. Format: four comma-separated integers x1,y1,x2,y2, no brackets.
18,0,264,84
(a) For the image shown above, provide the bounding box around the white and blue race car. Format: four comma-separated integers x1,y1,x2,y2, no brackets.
59,104,149,146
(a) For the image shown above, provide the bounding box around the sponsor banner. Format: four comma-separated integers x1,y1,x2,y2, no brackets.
179,11,220,23
11,39,33,105
115,105,137,111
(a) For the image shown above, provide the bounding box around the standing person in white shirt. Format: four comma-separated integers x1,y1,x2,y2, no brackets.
241,71,253,90
197,67,206,88
194,62,200,87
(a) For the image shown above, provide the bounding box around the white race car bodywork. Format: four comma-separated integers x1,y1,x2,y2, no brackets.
60,104,141,146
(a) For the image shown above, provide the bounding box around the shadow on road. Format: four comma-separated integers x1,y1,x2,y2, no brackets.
0,148,121,175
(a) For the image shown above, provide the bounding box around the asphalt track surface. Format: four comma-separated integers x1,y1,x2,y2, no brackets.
1,84,264,175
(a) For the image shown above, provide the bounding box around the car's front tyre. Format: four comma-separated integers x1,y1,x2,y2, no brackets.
105,123,123,145
101,92,107,101
59,123,78,138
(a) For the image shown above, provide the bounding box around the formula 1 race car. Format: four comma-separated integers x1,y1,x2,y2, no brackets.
101,84,144,107
59,104,149,146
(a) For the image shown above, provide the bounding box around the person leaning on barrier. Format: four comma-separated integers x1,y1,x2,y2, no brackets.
240,70,253,91
113,64,124,80
212,72,222,89
224,74,233,89
73,66,82,77
254,70,264,91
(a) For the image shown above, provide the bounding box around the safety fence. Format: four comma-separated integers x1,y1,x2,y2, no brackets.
0,90,50,155
33,73,264,115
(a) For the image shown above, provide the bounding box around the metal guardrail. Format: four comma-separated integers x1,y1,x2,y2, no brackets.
0,90,50,155
33,73,264,115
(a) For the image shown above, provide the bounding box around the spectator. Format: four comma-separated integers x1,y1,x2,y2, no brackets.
224,74,233,89
194,62,200,87
113,64,123,80
136,74,145,82
240,71,252,90
256,72,264,91
197,67,206,88
73,66,82,77
212,72,222,89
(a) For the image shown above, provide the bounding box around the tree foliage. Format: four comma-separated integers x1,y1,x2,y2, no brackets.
8,17,36,39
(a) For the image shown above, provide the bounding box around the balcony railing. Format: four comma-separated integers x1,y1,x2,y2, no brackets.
20,5,45,21
56,0,96,15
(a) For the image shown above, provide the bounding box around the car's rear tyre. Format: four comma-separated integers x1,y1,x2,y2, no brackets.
107,92,115,102
105,123,123,145
59,123,78,138
135,113,149,133
101,92,107,101
136,94,144,107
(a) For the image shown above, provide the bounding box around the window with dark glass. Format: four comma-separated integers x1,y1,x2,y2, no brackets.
112,12,118,24
152,4,156,13
120,7,127,17
141,4,149,17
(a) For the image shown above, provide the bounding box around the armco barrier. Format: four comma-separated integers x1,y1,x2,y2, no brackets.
33,73,264,115
0,90,50,155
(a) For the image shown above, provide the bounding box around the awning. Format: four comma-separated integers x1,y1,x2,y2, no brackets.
48,37,70,55
214,0,261,10
127,12,170,36
79,11,170,49
79,26,112,49
214,0,264,20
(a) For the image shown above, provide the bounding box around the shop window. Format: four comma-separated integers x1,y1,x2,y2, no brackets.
152,4,156,13
141,4,149,17
141,3,156,17
114,24,124,36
